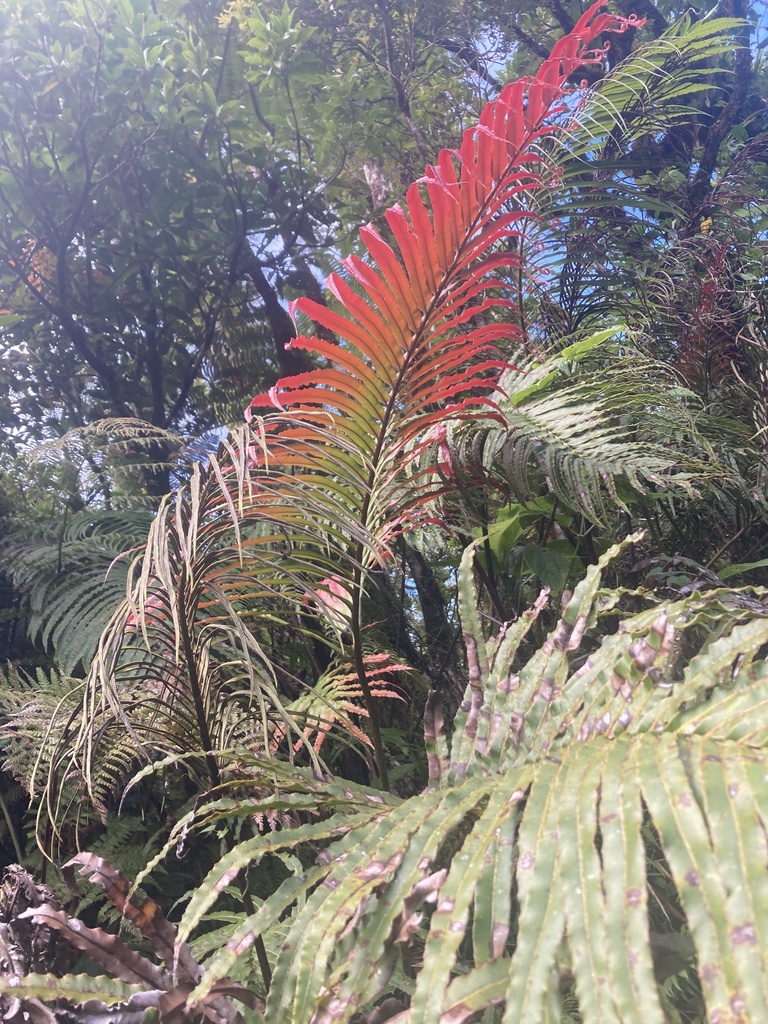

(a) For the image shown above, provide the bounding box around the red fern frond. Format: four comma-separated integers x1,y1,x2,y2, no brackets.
245,1,644,556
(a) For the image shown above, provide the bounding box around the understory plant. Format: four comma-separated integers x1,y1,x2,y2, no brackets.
2,4,767,1022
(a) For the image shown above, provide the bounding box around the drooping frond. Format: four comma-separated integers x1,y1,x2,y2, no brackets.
474,330,716,523
573,13,747,163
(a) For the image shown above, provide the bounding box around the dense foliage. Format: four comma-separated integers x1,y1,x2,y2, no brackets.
1,0,768,1021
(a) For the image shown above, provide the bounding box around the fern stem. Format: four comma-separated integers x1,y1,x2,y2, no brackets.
239,882,273,992
704,520,752,570
0,790,23,863
176,566,220,790
351,564,389,792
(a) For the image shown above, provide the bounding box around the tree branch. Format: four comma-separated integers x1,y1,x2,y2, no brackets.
686,23,752,216
239,247,313,377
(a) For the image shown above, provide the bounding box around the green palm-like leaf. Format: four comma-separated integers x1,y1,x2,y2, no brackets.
449,329,708,523
169,538,766,1024
28,546,768,1019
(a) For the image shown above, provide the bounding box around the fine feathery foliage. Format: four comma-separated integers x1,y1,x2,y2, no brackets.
0,507,156,675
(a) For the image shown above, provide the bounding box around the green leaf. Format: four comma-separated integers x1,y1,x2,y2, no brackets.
522,543,573,591
0,972,146,1004
717,557,768,579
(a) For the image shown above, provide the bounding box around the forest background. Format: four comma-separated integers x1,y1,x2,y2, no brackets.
0,0,767,1021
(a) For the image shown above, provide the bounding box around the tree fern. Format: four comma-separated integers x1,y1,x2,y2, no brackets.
59,0,648,808
1,508,155,674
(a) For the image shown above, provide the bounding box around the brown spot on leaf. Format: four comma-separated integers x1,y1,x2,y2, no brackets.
509,712,524,748
566,614,588,652
227,933,256,956
215,867,239,893
626,888,642,908
552,619,573,652
537,678,555,702
359,857,399,881
728,783,740,798
500,674,520,693
731,922,756,946
629,636,657,670
611,672,633,700
678,793,692,807
491,921,509,959
578,719,594,742
684,868,700,887
519,853,535,871
596,712,611,734
700,962,717,990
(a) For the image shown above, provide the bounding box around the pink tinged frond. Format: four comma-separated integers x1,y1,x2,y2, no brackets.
358,225,419,323
404,183,440,291
125,593,167,631
291,299,379,370
324,274,402,372
243,0,643,526
340,255,412,346
384,204,431,312
287,335,374,381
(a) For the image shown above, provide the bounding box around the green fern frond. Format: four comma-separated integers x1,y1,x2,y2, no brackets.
205,539,766,1024
0,508,154,674
0,665,82,794
127,536,767,1022
444,330,720,525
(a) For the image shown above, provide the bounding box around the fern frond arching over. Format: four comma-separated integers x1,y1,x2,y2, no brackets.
0,508,155,674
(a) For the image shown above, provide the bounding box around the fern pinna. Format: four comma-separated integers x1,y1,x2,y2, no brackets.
57,1,644,806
